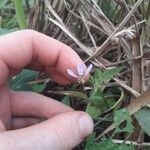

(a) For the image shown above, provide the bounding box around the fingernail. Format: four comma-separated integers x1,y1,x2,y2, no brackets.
79,113,94,138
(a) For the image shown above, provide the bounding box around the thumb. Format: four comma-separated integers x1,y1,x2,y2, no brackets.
0,111,94,150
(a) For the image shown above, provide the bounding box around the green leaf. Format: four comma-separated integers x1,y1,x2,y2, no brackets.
90,67,122,92
134,107,150,136
87,90,119,118
104,96,116,109
101,0,116,18
9,69,39,91
13,0,26,29
85,132,135,150
94,69,103,80
61,95,71,106
86,105,101,119
92,69,103,85
113,108,134,135
99,138,134,150
0,0,7,10
102,67,122,82
32,83,46,93
86,90,104,118
85,133,100,150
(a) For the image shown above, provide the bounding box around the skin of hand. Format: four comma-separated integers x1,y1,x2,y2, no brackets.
0,30,94,150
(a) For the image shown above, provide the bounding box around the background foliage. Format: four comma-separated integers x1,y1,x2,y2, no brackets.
1,0,150,149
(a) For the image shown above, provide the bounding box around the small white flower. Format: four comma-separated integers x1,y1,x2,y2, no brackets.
67,63,93,83
111,29,136,44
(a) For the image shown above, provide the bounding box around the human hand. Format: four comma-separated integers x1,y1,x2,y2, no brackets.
0,30,93,150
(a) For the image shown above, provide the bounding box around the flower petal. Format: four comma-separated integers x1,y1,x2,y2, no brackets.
84,64,93,77
67,69,78,78
77,63,84,76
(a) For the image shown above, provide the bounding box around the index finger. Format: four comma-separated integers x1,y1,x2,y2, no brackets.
0,30,84,85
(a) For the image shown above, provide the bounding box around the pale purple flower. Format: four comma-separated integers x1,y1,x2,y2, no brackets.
67,63,93,83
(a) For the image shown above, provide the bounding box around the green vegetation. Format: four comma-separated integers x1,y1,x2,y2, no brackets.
13,0,26,29
1,0,150,149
